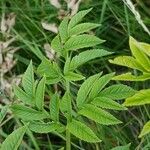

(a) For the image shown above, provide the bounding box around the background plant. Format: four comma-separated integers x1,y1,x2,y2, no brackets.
110,37,150,138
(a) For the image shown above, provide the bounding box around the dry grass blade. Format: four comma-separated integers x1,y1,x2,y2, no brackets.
41,22,58,33
123,0,150,36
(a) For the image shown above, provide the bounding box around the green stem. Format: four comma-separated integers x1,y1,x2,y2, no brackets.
66,128,71,150
66,80,71,150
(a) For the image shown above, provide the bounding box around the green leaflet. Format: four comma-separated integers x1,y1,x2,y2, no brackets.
68,8,92,30
123,89,150,106
37,58,62,84
64,57,71,74
88,73,115,100
111,143,131,150
64,72,85,81
11,104,48,121
92,97,127,110
69,23,100,36
1,125,28,150
37,58,57,77
51,35,62,54
69,49,112,71
60,92,72,118
78,104,122,125
109,56,147,72
0,106,8,124
22,61,34,96
67,119,101,143
64,34,104,51
29,122,61,133
112,72,150,81
99,84,136,100
59,17,69,43
139,42,150,57
129,36,150,72
35,76,46,110
139,121,150,138
50,93,60,122
14,85,34,105
46,76,62,84
76,73,102,108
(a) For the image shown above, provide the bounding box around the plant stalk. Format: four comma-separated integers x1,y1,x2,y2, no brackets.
66,128,71,150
